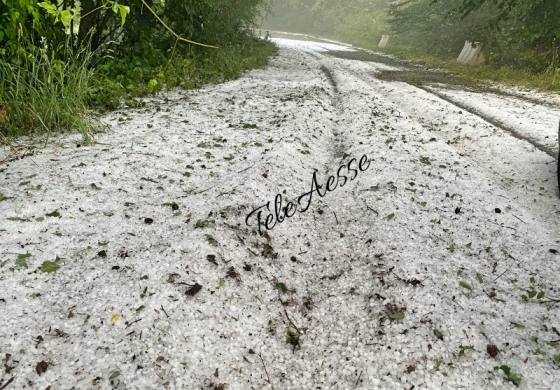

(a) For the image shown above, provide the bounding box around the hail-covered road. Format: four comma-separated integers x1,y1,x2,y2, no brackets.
1,35,559,390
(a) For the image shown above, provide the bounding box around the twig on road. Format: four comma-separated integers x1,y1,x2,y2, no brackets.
363,201,378,216
258,353,275,390
355,370,363,386
333,211,339,225
0,376,14,390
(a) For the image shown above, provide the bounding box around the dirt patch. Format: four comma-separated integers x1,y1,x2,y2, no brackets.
325,49,405,68
327,48,560,108
326,49,490,91
376,69,487,91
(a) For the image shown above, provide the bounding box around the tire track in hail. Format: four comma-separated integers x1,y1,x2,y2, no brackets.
324,49,557,160
327,60,560,224
296,49,351,165
414,85,557,159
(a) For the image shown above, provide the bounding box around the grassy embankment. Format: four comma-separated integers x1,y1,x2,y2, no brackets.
0,36,277,143
375,45,560,92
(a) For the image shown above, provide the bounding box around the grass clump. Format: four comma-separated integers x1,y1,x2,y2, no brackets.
0,34,277,143
0,40,98,142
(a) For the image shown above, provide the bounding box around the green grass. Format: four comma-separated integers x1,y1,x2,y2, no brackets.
0,42,98,142
192,36,278,85
374,45,560,92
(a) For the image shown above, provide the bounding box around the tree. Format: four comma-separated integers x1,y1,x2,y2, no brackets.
389,0,559,70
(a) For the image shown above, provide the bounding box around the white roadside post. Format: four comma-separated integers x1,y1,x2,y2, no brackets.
457,40,485,65
378,35,391,48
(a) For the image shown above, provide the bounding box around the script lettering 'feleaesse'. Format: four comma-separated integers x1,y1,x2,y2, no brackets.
245,154,371,235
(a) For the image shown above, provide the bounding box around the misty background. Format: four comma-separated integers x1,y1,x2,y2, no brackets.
262,0,560,73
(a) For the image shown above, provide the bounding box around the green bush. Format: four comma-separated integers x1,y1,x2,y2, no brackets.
90,35,276,110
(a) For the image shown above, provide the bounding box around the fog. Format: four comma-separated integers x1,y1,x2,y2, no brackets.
263,0,391,49
262,0,560,73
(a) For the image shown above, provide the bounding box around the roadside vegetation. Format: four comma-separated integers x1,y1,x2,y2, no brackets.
0,0,276,142
265,0,560,91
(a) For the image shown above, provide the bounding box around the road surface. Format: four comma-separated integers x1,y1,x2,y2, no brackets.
1,34,559,389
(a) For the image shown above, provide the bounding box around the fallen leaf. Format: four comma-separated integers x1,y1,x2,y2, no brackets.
389,311,405,320
40,261,60,273
186,283,202,296
498,365,521,387
111,313,120,325
205,234,219,246
261,243,278,259
434,329,444,340
36,360,48,375
16,253,31,268
487,344,499,357
226,266,240,281
207,254,218,265
109,370,120,380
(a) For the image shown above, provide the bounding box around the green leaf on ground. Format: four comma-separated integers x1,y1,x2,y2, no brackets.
389,311,405,320
204,234,218,246
195,220,214,228
16,253,31,268
498,365,522,387
109,370,120,380
419,156,431,165
40,261,60,273
458,345,475,357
